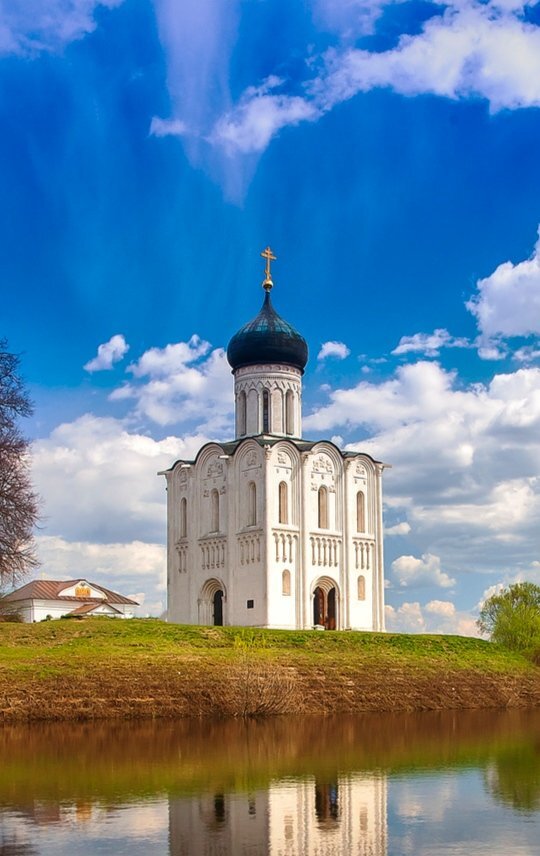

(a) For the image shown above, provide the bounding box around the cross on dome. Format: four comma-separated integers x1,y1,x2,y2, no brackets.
261,245,276,291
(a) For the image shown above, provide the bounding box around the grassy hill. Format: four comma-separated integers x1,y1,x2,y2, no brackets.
0,618,538,722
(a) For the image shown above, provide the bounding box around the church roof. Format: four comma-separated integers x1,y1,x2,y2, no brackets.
227,290,308,374
164,436,384,472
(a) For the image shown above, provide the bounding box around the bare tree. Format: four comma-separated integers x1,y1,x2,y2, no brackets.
0,339,39,588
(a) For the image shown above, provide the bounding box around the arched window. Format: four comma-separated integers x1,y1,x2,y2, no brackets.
357,575,366,601
285,389,294,435
248,481,256,526
282,569,291,596
238,390,247,436
318,486,328,529
356,491,365,533
211,489,219,532
278,481,288,524
263,389,270,433
180,497,187,538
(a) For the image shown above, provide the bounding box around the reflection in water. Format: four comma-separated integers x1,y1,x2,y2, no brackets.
169,774,387,855
0,710,539,855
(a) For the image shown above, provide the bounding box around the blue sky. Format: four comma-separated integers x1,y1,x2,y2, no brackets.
3,0,540,629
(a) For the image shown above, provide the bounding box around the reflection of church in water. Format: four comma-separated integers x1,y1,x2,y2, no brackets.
163,248,386,630
169,774,387,856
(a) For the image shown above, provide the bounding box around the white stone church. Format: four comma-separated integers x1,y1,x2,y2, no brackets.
162,249,386,630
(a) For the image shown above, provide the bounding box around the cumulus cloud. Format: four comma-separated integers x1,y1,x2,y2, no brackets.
386,600,479,635
392,552,456,588
318,341,351,361
0,0,123,56
385,521,411,536
467,226,540,355
84,334,129,372
112,337,233,431
392,329,469,357
32,414,207,544
305,359,540,586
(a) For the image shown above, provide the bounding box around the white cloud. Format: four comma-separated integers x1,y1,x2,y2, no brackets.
392,328,469,357
425,599,455,616
203,2,540,161
317,341,351,361
513,345,540,364
126,335,210,378
385,521,411,536
211,77,319,154
310,0,392,38
304,358,540,599
0,0,123,56
392,552,456,588
314,5,540,112
385,599,479,636
467,226,540,355
37,535,165,584
149,117,188,138
84,334,129,372
32,414,207,544
112,338,233,431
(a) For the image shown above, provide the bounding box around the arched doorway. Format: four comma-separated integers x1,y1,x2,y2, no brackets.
199,579,226,626
312,578,339,630
213,590,223,626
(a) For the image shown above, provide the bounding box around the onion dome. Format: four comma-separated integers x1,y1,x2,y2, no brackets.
227,247,308,373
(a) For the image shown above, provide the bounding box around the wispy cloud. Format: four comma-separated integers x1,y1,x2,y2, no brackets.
0,0,123,56
392,328,469,357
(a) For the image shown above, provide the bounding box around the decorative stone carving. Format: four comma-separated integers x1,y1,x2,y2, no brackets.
277,451,288,465
207,461,224,477
246,450,257,467
312,455,333,474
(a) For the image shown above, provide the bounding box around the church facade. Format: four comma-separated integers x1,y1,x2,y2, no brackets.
163,249,386,630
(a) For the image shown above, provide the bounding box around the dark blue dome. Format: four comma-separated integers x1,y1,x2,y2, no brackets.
227,292,308,373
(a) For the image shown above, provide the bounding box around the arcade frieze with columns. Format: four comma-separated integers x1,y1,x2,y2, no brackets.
162,247,387,630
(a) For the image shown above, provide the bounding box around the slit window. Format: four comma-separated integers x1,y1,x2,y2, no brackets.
318,486,328,529
278,481,288,524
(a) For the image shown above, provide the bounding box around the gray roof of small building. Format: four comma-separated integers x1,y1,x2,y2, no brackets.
1,579,139,605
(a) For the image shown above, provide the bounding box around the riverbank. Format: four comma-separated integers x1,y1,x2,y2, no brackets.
1,619,538,722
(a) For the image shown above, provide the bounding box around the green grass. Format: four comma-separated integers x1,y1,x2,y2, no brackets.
0,617,532,672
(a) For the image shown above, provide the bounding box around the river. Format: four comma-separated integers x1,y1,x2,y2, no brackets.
0,709,539,854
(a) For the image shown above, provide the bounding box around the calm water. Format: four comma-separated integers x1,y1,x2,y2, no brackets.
0,710,539,855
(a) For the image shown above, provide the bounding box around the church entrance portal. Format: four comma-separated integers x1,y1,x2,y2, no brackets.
213,590,224,626
199,580,226,626
313,583,337,630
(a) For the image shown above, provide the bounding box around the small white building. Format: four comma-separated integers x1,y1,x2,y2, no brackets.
163,249,387,630
0,579,138,622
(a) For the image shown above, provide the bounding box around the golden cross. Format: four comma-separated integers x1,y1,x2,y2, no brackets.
261,246,276,290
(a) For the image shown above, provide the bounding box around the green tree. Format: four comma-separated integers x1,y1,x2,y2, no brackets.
477,582,540,650
0,339,39,589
